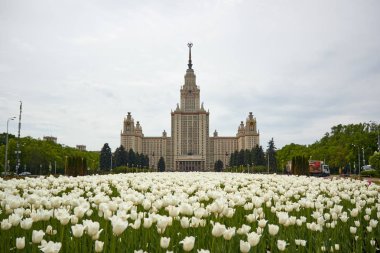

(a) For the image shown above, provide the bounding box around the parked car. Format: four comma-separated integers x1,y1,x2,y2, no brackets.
361,165,373,171
19,171,31,176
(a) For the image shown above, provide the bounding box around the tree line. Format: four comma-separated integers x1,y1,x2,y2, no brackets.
0,134,98,175
99,144,154,171
276,122,380,174
218,138,278,173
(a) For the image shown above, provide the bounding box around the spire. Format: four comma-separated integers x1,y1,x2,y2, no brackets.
187,42,193,69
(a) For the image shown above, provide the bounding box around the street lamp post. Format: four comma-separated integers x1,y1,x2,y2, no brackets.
362,147,365,166
64,156,68,175
225,152,228,171
152,152,155,172
4,117,16,174
110,154,113,172
351,144,360,174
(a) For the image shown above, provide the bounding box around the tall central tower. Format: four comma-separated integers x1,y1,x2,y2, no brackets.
171,43,210,170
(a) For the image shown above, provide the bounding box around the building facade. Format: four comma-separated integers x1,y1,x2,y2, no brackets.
120,44,259,171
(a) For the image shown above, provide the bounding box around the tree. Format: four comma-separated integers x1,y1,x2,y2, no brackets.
128,149,136,167
291,156,309,175
267,138,277,172
252,145,266,166
276,122,379,174
114,145,127,167
238,149,245,166
143,154,149,168
66,156,87,176
157,157,165,172
230,151,239,167
0,134,98,175
100,143,112,171
214,160,224,172
369,152,380,171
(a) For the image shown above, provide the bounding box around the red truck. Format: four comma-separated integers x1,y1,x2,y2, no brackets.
309,160,330,176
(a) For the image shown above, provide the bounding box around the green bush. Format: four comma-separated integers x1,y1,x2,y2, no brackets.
111,166,153,174
369,152,380,171
360,170,380,178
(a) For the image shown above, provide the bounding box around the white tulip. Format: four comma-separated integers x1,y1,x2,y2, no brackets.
83,220,100,237
86,209,93,217
223,227,236,240
130,219,141,229
277,212,289,225
20,218,33,230
160,237,170,249
142,199,151,210
38,241,62,253
277,240,287,251
95,240,104,252
167,206,180,217
46,225,54,235
143,217,153,229
258,219,267,228
71,224,85,238
180,217,190,229
111,217,128,236
268,224,279,236
212,222,226,237
369,219,378,228
350,208,359,217
16,237,25,250
295,239,306,246
350,226,357,234
247,232,261,246
32,230,45,244
1,219,12,230
237,224,251,235
71,215,78,225
180,236,195,252
240,240,251,253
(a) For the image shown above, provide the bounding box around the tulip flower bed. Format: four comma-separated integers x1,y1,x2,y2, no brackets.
0,172,379,253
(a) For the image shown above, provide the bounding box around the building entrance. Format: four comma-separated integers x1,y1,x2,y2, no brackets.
177,161,205,171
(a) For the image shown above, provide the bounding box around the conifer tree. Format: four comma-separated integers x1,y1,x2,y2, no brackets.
100,143,112,171
157,157,165,172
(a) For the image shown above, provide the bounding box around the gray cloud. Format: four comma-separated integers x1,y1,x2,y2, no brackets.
1,0,379,151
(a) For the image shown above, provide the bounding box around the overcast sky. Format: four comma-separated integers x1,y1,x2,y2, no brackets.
1,0,379,151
